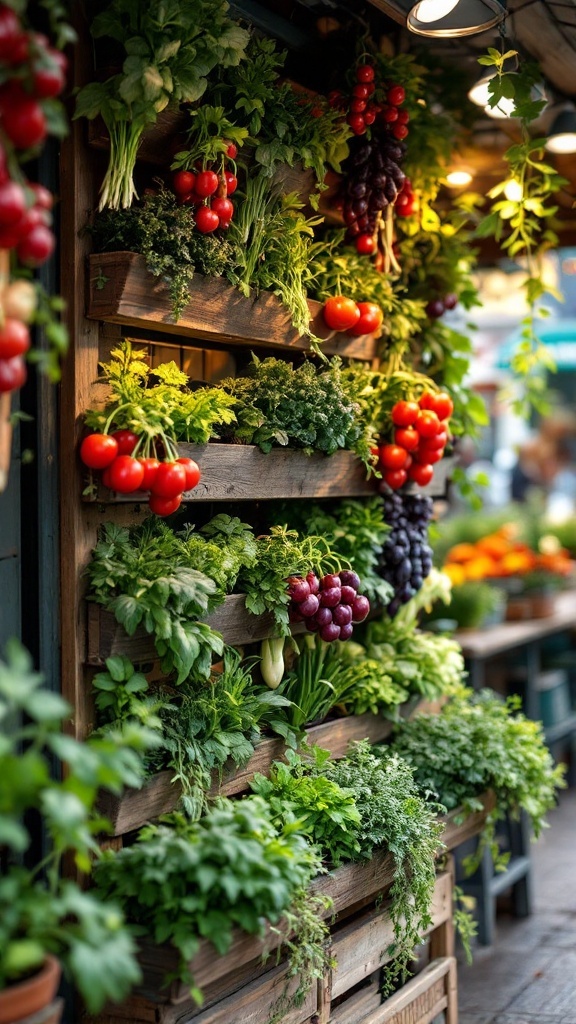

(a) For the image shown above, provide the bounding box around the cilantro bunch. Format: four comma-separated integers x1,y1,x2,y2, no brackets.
218,354,376,467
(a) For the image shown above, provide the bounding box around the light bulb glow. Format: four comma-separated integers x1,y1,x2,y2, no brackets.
545,132,576,154
504,179,523,201
484,95,516,119
468,77,492,107
410,0,460,22
446,169,473,187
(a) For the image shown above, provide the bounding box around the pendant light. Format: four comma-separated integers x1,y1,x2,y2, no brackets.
407,0,506,38
545,107,576,154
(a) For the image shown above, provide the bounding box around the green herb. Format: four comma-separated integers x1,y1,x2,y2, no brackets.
85,339,237,456
86,520,224,684
391,687,566,870
94,798,325,1003
74,0,249,209
92,189,239,319
172,104,249,169
268,888,335,1024
218,353,376,467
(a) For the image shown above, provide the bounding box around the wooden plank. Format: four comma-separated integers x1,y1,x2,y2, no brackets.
99,713,394,836
330,980,382,1024
86,253,380,360
456,589,576,660
330,871,452,1000
88,444,376,504
440,791,496,851
175,961,316,1024
361,958,455,1024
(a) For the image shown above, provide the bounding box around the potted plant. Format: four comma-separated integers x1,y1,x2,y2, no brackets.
0,639,148,1023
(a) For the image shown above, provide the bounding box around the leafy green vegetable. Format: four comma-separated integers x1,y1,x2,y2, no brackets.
94,798,326,1002
92,188,239,319
75,0,249,209
391,687,566,870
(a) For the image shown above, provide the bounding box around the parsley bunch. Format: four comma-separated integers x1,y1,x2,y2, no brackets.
218,354,376,467
94,798,325,1003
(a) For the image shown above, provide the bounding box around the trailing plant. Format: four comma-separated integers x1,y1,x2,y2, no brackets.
390,686,566,870
268,887,335,1024
473,49,567,416
85,519,225,684
218,353,376,467
322,741,444,993
250,747,362,867
74,0,249,210
0,639,152,1010
91,188,239,319
272,497,392,605
93,798,328,1005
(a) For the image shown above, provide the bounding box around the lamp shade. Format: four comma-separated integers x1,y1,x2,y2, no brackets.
545,108,576,154
407,0,506,37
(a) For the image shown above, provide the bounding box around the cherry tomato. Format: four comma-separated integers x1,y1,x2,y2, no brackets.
391,400,419,427
173,170,196,195
0,180,26,226
388,85,406,106
136,457,160,490
350,98,366,113
101,465,113,488
383,467,407,490
148,493,182,517
30,183,53,210
0,354,25,392
397,109,410,125
347,113,365,134
348,301,383,336
415,446,444,464
356,64,375,83
379,444,409,471
0,318,30,359
352,84,370,100
0,6,21,61
17,224,55,267
364,109,376,126
111,429,139,456
419,430,447,452
107,455,145,493
211,197,233,222
151,461,187,499
79,433,118,470
381,106,398,123
355,232,375,255
32,62,65,99
323,296,361,332
415,410,441,438
176,457,201,491
195,206,219,233
226,142,238,159
224,170,237,195
195,170,219,198
394,427,419,451
420,391,454,420
409,462,434,487
392,123,409,141
2,98,47,149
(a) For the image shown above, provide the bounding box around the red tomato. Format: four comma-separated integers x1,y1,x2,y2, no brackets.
225,172,238,196
379,444,408,471
16,224,55,266
101,465,113,488
0,6,21,62
415,410,441,438
2,98,46,149
381,105,398,123
350,98,366,114
352,84,370,99
393,123,409,141
0,354,25,392
356,65,375,83
397,109,410,125
80,433,118,470
395,427,419,451
195,170,219,198
0,318,30,358
409,462,434,487
195,206,219,233
173,170,196,196
176,457,201,491
415,447,444,464
419,429,447,452
383,467,407,490
0,180,26,226
388,85,406,106
347,113,366,135
349,301,383,336
323,296,360,332
137,457,160,490
428,391,454,420
226,142,238,159
108,455,145,493
391,400,419,427
211,197,233,222
148,493,182,517
151,461,187,499
32,62,65,99
355,233,375,255
111,429,139,455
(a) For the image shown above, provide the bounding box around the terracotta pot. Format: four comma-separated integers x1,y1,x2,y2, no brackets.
505,591,556,621
0,955,61,1024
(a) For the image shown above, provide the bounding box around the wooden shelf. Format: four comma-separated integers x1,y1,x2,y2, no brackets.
98,711,396,836
86,252,380,359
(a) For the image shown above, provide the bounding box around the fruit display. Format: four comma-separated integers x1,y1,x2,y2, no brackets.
443,527,575,586
287,569,370,642
377,390,454,491
322,295,383,336
172,141,238,233
378,493,434,617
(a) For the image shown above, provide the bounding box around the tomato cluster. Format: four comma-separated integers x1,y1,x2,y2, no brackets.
377,390,454,491
322,295,383,336
395,177,418,219
0,5,66,260
172,142,238,234
79,431,202,517
288,570,370,643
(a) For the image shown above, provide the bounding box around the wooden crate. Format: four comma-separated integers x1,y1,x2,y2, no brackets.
332,957,457,1024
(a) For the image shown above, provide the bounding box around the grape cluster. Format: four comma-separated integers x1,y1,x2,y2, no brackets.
378,494,434,617
341,132,407,247
288,570,370,643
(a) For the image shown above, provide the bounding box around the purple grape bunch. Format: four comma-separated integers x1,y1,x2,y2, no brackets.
288,570,370,643
378,493,434,618
341,132,407,243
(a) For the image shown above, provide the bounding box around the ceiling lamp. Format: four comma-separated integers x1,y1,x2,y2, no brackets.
446,169,473,187
545,107,576,154
468,56,518,117
407,0,506,38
